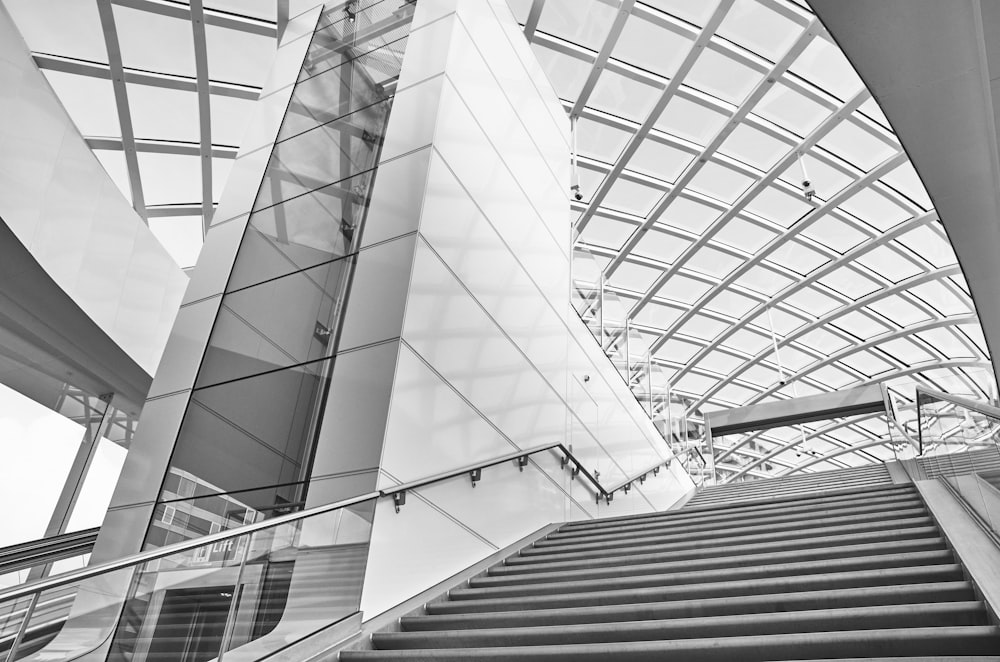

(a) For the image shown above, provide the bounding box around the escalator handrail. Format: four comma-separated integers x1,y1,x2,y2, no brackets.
0,527,100,563
0,440,673,604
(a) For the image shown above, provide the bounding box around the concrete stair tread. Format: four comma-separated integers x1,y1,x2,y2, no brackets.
548,497,925,541
534,507,931,550
382,602,987,647
502,527,942,573
341,626,1000,660
431,564,965,613
517,515,933,559
457,550,956,599
562,484,916,529
482,538,949,586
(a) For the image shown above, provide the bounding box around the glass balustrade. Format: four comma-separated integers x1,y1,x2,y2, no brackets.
0,496,376,662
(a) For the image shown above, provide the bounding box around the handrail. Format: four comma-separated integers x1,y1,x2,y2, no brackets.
0,527,100,576
915,386,1000,422
0,441,672,604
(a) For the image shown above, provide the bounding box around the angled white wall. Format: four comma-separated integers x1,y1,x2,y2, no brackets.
0,4,187,381
359,0,694,619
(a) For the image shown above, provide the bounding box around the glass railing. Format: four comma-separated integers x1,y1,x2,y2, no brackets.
0,493,376,662
912,387,1000,537
0,442,676,662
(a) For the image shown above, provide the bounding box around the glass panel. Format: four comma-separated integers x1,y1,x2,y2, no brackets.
602,177,663,217
686,47,762,104
686,246,742,278
613,15,692,79
656,196,721,233
633,228,691,263
789,36,865,102
537,0,617,51
744,186,812,227
198,258,350,387
114,6,196,78
11,568,133,662
576,117,632,162
754,82,831,136
163,359,332,513
655,96,729,145
220,501,374,659
818,267,880,300
687,161,755,203
128,84,200,143
717,0,803,62
645,0,720,27
719,123,792,171
138,153,202,206
713,218,776,253
205,25,275,89
839,188,912,231
609,262,661,293
581,213,637,249
589,70,661,123
819,119,897,172
230,167,372,290
855,245,921,283
801,214,869,253
767,239,829,275
258,104,388,213
629,139,694,183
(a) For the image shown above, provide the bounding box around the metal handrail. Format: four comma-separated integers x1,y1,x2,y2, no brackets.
0,441,672,604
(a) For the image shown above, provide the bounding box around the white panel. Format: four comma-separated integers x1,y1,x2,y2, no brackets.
362,147,432,248
147,295,221,399
403,239,567,450
360,493,494,619
419,150,570,397
444,17,567,253
380,343,519,484
454,3,570,241
432,78,568,310
309,341,400,489
394,9,457,93
379,74,446,163
338,235,417,351
182,214,249,305
410,454,571,548
486,0,571,149
0,9,186,375
408,0,460,32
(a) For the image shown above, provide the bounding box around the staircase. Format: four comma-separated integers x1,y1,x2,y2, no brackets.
340,482,1000,660
685,463,894,509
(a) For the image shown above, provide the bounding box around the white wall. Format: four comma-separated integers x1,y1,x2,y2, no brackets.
359,0,694,618
0,5,187,377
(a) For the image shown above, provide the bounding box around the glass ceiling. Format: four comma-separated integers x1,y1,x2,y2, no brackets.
3,0,995,483
2,0,278,269
507,0,995,483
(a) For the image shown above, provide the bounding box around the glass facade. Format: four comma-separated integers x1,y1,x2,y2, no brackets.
510,0,997,481
146,0,415,548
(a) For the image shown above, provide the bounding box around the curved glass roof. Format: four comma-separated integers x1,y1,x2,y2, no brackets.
3,0,995,482
507,0,995,482
3,0,278,269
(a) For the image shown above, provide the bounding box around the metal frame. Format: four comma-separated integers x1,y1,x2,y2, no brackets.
519,0,994,482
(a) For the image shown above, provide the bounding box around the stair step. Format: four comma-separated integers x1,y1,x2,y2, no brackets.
381,603,985,648
534,506,929,550
502,526,941,573
562,484,916,530
481,538,948,586
460,550,955,599
341,626,1000,660
411,582,976,630
431,565,964,614
548,496,924,541
510,522,938,566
